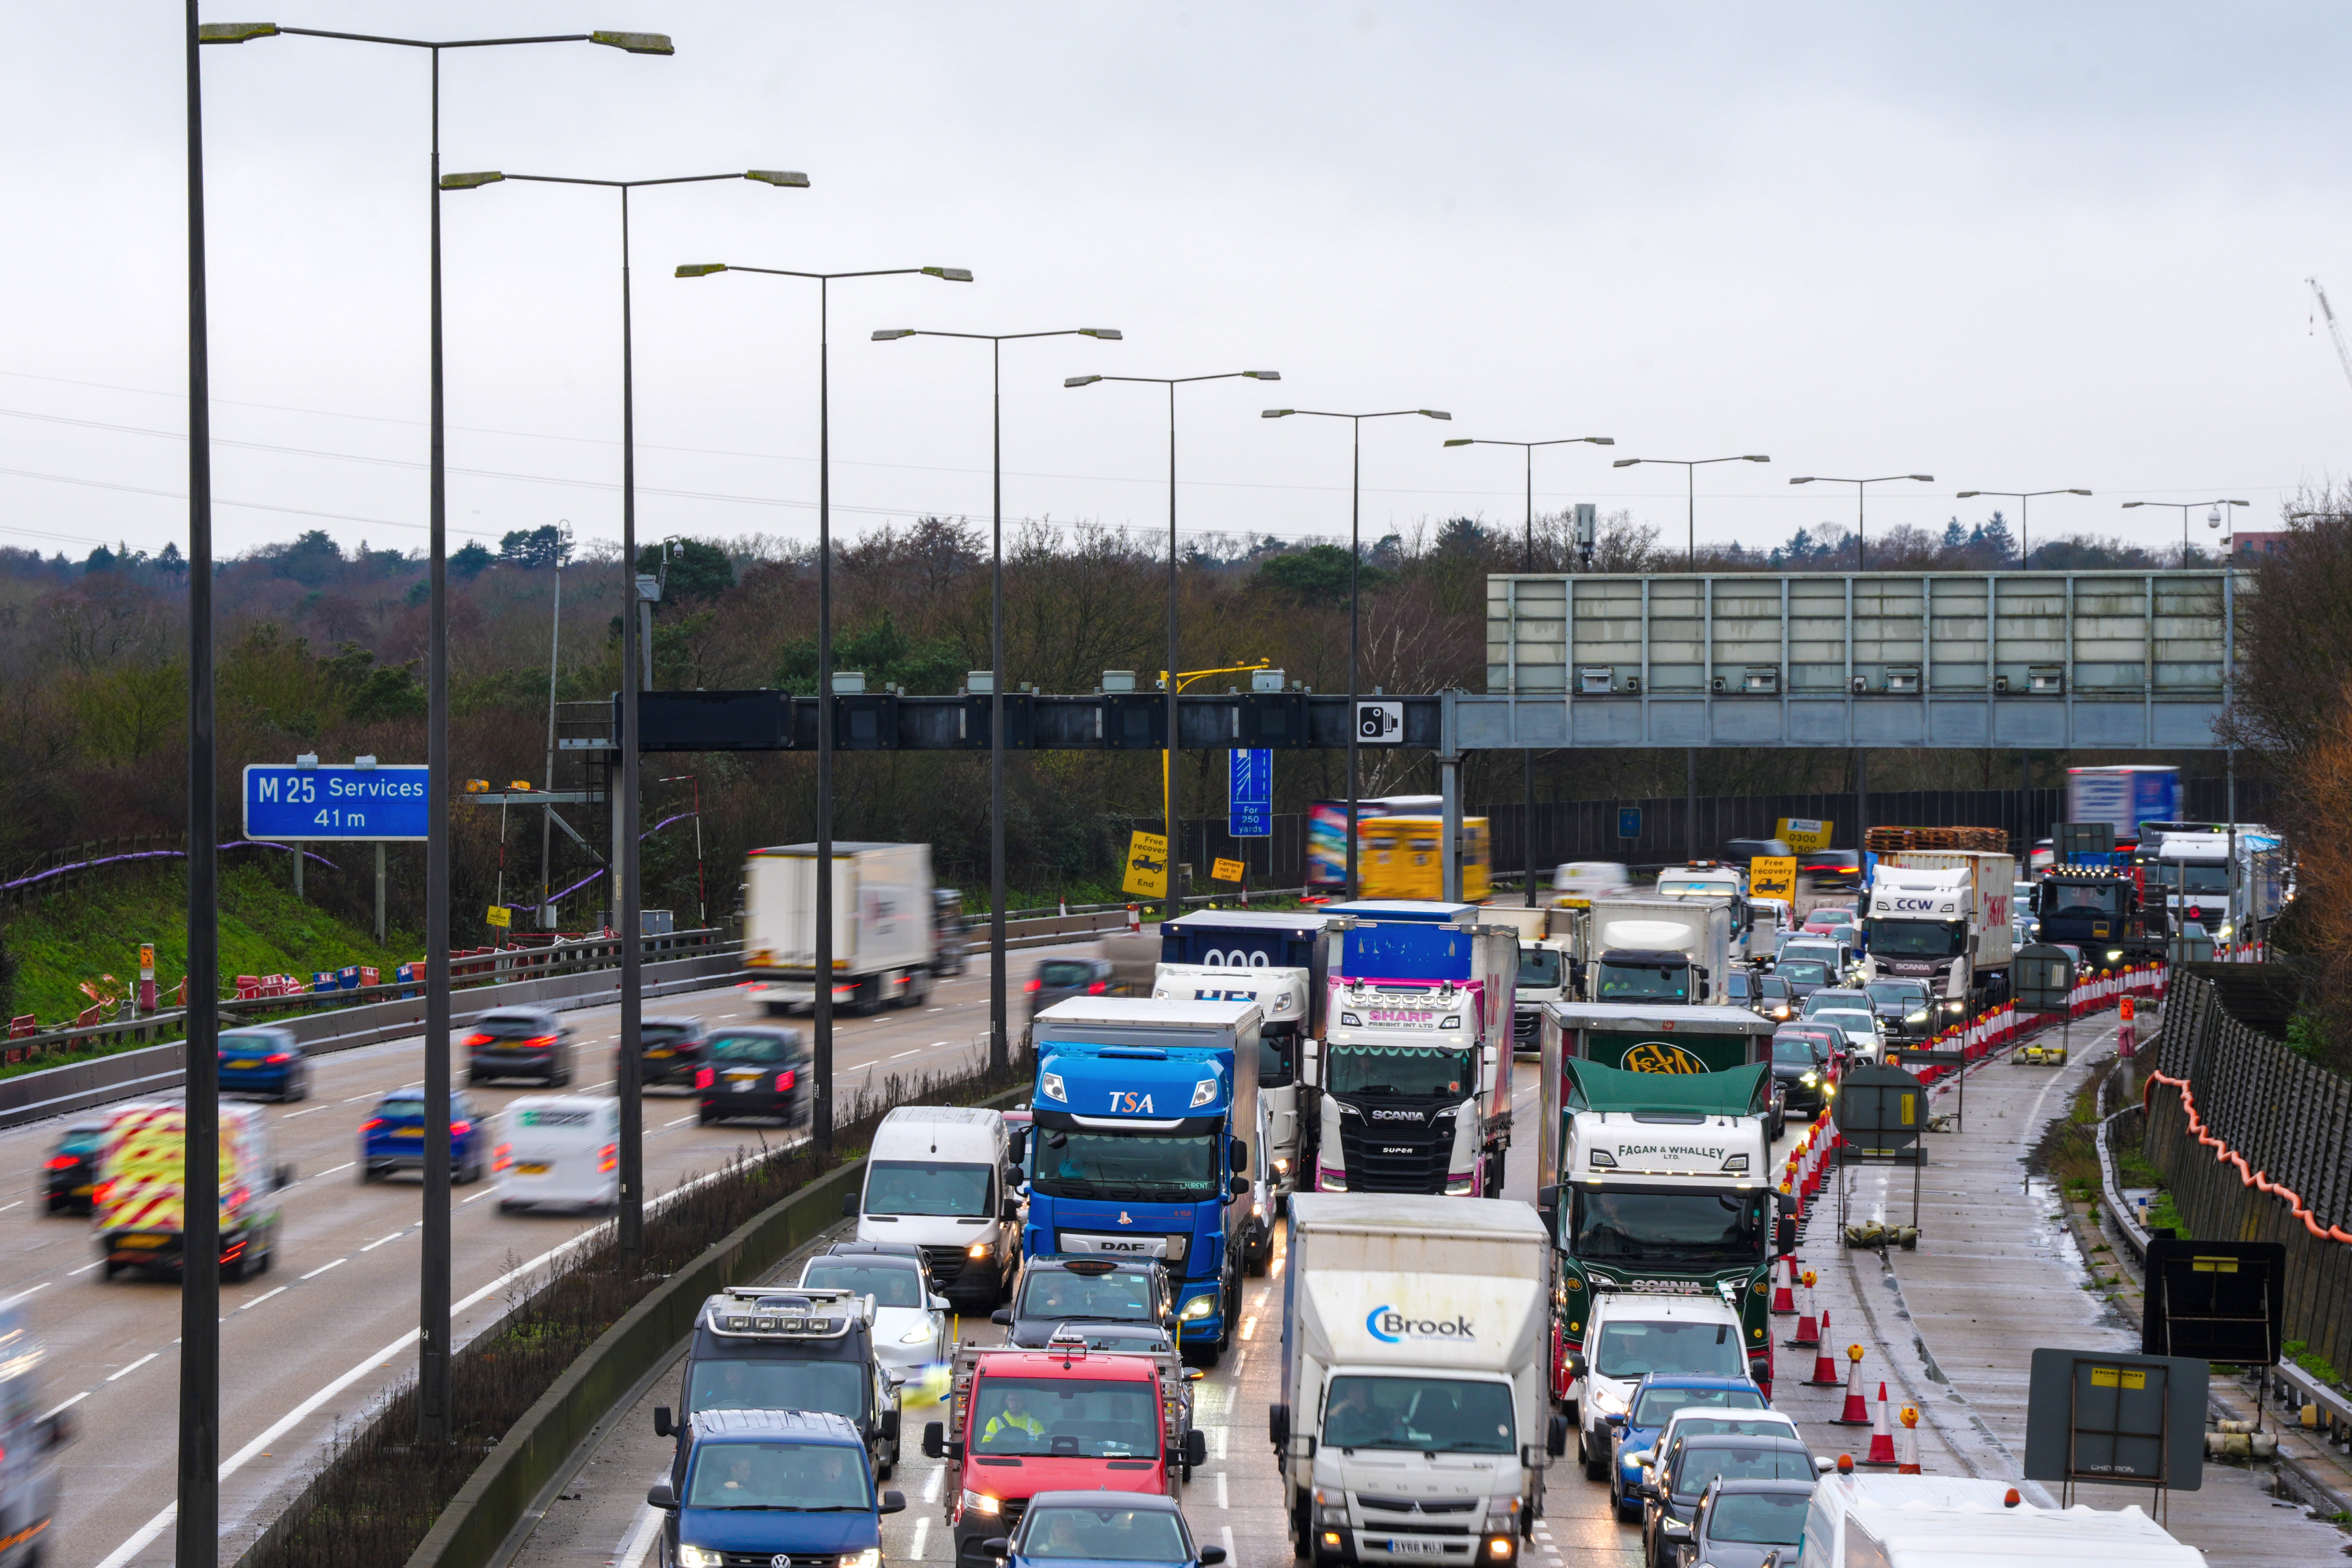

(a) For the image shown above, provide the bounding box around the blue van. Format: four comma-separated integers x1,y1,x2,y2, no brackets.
649,1409,903,1568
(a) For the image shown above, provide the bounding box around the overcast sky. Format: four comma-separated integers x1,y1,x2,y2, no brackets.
7,3,2349,565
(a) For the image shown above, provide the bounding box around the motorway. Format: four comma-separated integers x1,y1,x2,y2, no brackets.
2,944,1076,1568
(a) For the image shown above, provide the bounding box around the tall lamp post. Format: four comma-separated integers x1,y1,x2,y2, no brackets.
1788,473,1934,571
672,267,976,1118
1068,371,1282,924
194,17,671,1460
445,169,802,1264
1443,434,1615,904
870,324,1119,1079
1261,407,1452,898
1608,453,1769,566
1954,487,2091,568
2122,498,2248,568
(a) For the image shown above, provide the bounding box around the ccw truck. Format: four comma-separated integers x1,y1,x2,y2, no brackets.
1863,849,2017,1013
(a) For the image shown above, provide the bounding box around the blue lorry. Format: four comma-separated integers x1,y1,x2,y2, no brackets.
1023,997,1264,1367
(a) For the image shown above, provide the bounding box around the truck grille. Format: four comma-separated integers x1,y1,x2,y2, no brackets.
1512,1009,1539,1045
1336,1117,1453,1193
1359,1497,1478,1516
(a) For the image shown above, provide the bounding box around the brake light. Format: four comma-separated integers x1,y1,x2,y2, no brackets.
523,1035,556,1050
265,1053,291,1065
45,1155,78,1171
361,1118,383,1132
464,1033,494,1048
695,1067,715,1090
776,1069,797,1093
493,1143,513,1173
92,1181,113,1208
1086,981,1107,995
451,1121,471,1138
1024,978,1041,994
599,1142,618,1174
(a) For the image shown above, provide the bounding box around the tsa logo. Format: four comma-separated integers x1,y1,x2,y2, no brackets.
1107,1092,1156,1113
1366,1305,1475,1343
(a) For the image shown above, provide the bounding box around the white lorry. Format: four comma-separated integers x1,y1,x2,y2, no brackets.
1575,895,1734,1007
740,841,938,1016
1862,850,2017,1013
2134,822,2289,950
1271,1194,1566,1568
1480,905,1575,1055
846,1104,1020,1310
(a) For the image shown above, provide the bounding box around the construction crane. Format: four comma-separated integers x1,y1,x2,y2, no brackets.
2309,277,2352,401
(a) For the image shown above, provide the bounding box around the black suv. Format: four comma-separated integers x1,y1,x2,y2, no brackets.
696,1026,812,1127
463,1007,576,1087
660,1285,903,1479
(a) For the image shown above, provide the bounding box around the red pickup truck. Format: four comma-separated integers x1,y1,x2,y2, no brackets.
924,1341,1206,1566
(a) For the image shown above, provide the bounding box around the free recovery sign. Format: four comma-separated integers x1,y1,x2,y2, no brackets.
244,763,430,841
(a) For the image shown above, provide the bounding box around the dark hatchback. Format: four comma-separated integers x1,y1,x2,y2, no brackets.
696,1027,812,1127
1680,1476,1815,1568
45,1121,108,1215
1026,958,1114,1020
994,1256,1174,1347
361,1088,488,1184
1640,1434,1818,1568
218,1026,311,1102
1769,1026,1839,1118
625,1015,707,1090
463,1007,576,1088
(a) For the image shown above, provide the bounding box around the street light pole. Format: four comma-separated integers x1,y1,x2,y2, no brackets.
1954,488,2092,568
447,170,797,1263
1443,434,1615,904
2121,498,2249,569
676,265,972,1118
1069,372,1281,925
1263,408,1452,898
1608,454,1771,566
1787,473,1935,571
197,16,672,1451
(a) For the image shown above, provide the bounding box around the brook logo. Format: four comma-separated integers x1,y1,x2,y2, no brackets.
1106,1092,1156,1113
1366,1305,1476,1343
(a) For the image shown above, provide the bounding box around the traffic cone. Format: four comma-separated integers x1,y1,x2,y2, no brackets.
1861,1384,1898,1464
1787,1271,1820,1348
1832,1345,1871,1424
1059,895,1069,917
1771,1254,1798,1315
1897,1406,1922,1473
1804,1313,1841,1386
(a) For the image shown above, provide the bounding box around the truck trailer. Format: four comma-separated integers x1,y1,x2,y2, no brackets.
741,841,940,1016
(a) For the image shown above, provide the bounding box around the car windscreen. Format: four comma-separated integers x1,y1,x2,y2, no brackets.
687,1358,865,1422
1866,919,1967,958
1033,1128,1220,1201
970,1375,1159,1458
1016,1268,1159,1322
1801,992,1865,1016
1321,1374,1514,1454
708,1033,790,1065
374,1097,431,1124
1671,1443,1815,1499
1774,961,1830,987
1572,1188,1769,1275
1518,948,1563,988
1814,1012,1875,1038
1593,961,1691,1003
684,1440,871,1510
1590,1318,1749,1383
1020,1506,1189,1562
478,1016,550,1039
801,1262,923,1308
1706,1491,1809,1546
1864,982,1924,1008
1771,1038,1823,1065
1324,1044,1472,1096
1036,960,1100,987
865,1159,992,1218
1668,1416,1796,1462
640,1022,697,1043
1630,1383,1764,1426
219,1031,289,1052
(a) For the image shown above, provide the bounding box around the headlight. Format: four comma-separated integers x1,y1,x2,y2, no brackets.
901,1324,935,1344
1273,1157,1290,1173
1905,1010,1928,1023
2107,949,2124,961
1040,1072,1066,1102
962,1489,1001,1516
1446,1175,1475,1194
1439,1016,1463,1029
1273,994,1295,1012
1180,1294,1216,1320
1191,1078,1218,1109
840,1552,882,1568
1946,1000,1966,1012
1800,1072,1819,1087
1340,1011,1362,1027
1589,1385,1627,1415
1320,1507,1348,1525
679,1548,723,1568
967,1241,993,1259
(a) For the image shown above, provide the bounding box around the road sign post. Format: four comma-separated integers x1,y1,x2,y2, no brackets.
1228,749,1271,838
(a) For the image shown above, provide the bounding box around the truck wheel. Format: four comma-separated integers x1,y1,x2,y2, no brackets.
1290,1494,1314,1560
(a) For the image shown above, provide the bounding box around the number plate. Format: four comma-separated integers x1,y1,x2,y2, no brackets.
118,1235,166,1249
1383,1541,1447,1557
732,1081,755,1093
395,1127,424,1138
648,1048,674,1058
515,1162,552,1175
227,1059,259,1069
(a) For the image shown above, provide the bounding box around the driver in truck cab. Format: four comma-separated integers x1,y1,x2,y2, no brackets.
984,1389,1047,1446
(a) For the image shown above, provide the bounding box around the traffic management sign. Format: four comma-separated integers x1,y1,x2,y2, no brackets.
1229,748,1272,837
243,763,430,841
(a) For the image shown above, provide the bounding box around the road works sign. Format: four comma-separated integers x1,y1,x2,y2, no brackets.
1122,830,1169,899
244,763,429,841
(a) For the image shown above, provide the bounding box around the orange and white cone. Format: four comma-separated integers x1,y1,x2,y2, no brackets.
1804,1313,1842,1386
1897,1405,1922,1473
1787,1271,1820,1348
1771,1254,1799,1315
1861,1384,1898,1464
1832,1344,1871,1424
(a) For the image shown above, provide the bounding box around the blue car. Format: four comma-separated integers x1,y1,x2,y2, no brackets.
219,1026,311,1102
1000,1491,1223,1568
1608,1374,1766,1522
650,1409,903,1568
360,1088,487,1185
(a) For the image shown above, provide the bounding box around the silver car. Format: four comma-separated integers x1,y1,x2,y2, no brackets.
1810,1007,1885,1063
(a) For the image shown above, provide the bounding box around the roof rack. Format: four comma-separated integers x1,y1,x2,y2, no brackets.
704,1285,873,1339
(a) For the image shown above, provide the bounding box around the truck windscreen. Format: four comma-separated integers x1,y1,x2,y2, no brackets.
1518,948,1563,988
1593,961,1691,1003
1033,1129,1220,1200
1570,1188,1767,1271
971,1376,1160,1458
1866,919,1967,958
1325,1044,1472,1096
865,1160,992,1217
1339,926,1473,980
2041,883,2127,919
1321,1375,1515,1454
688,1358,864,1422
2155,864,2230,895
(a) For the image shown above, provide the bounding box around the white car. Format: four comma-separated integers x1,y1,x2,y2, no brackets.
1553,860,1635,906
1812,1007,1886,1062
798,1244,949,1377
1573,1292,1753,1480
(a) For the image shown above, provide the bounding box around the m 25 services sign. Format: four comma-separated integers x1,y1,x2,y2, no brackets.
244,764,430,841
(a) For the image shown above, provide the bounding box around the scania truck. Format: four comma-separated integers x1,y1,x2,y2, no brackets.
1862,850,2017,1014
1154,909,1329,1208
1316,907,1517,1198
1533,1056,1784,1424
1026,997,1264,1365
1271,1194,1565,1568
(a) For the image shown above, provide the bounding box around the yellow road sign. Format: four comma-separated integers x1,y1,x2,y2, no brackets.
1210,857,1245,884
1749,856,1798,902
1777,817,1832,854
1122,831,1169,899
485,904,512,929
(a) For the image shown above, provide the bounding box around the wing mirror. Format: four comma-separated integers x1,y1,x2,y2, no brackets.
923,1420,947,1459
653,1406,675,1438
646,1480,676,1510
1184,1429,1209,1468
881,1490,906,1515
1200,1552,1228,1566
842,1192,860,1218
930,1294,950,1312
991,1308,1015,1326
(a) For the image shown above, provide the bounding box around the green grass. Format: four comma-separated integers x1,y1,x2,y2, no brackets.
0,861,419,1030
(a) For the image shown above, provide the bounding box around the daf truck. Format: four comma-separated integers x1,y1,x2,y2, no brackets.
1154,909,1330,1207
741,841,939,1016
1271,1194,1566,1568
1025,997,1265,1365
1317,907,1516,1198
1862,850,2017,1013
1533,1056,1785,1421
1575,897,1734,1007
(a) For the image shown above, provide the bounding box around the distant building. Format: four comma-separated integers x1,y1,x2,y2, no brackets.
2231,530,2289,559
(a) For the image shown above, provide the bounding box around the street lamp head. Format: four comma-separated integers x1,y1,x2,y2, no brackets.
1262,408,1295,418
1419,409,1451,420
2226,498,2251,506
1079,328,1123,340
1064,375,1102,388
1611,458,1640,468
1790,476,1817,485
1242,370,1280,380
675,263,728,278
196,22,279,42
1742,454,1769,462
1443,438,1475,447
2121,501,2149,509
1590,437,1617,445
744,170,809,188
440,171,505,190
1907,474,1934,482
922,266,974,282
590,30,676,55
1956,491,1981,498
2068,489,2092,496
872,329,916,341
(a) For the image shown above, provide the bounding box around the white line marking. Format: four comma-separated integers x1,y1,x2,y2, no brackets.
12,1281,48,1296
1213,1425,1227,1460
913,1517,932,1561
67,1262,100,1276
360,1230,410,1252
343,1093,377,1103
105,1352,160,1383
237,1286,288,1312
665,1114,697,1128
299,1259,346,1281
1215,1471,1229,1510
0,1201,21,1214
313,1162,354,1178
40,1390,88,1420
462,1189,496,1203
619,1500,665,1568
280,1105,328,1119
1221,1526,1236,1564
1241,1315,1257,1339
1231,1350,1246,1377
924,1463,945,1502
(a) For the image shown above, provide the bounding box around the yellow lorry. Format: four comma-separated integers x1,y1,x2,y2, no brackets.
1356,814,1491,902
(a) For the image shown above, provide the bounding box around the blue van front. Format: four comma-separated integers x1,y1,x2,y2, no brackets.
656,1409,902,1568
1026,1041,1246,1358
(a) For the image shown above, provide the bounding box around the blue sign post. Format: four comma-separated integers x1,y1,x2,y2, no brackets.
243,764,430,841
1617,806,1643,841
1229,749,1273,838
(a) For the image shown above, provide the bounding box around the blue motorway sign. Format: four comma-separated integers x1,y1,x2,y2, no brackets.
243,763,430,841
1229,749,1273,838
1617,806,1642,840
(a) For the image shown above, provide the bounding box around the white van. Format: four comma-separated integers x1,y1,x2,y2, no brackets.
1573,1290,1754,1479
1800,1473,2206,1566
493,1096,620,1214
1552,861,1635,908
848,1106,1018,1310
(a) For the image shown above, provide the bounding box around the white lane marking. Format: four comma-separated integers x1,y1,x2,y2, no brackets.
664,1114,697,1128
1221,1526,1236,1564
281,1105,328,1119
1215,1471,1229,1510
1213,1425,1227,1460
1241,1315,1257,1339
343,1093,378,1103
237,1286,288,1312
313,1162,354,1179
0,1201,20,1214
40,1390,89,1420
888,1049,923,1061
67,1262,100,1276
619,1498,665,1568
360,1229,411,1252
298,1259,346,1281
912,1516,932,1561
1231,1350,1246,1377
462,1189,496,1204
13,1281,48,1297
924,1463,945,1502
926,1007,946,1013
105,1352,160,1383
